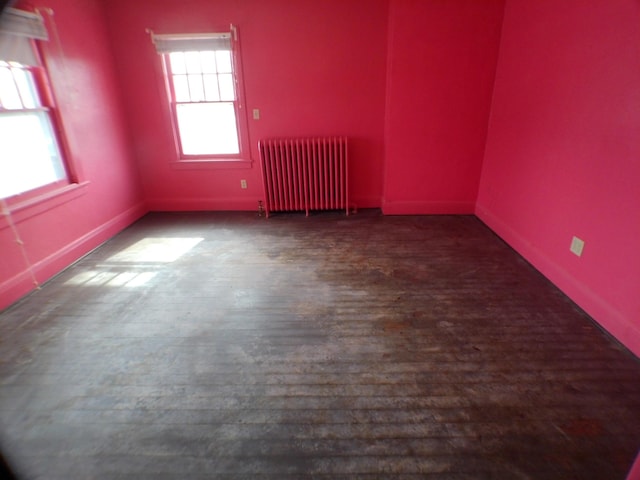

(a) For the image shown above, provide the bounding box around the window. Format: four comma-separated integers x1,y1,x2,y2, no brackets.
0,8,69,200
152,30,249,161
0,60,66,199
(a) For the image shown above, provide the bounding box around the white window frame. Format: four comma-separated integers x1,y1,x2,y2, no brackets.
152,27,251,165
0,60,69,200
0,8,74,203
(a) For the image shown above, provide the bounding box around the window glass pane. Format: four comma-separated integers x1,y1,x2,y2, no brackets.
172,75,190,102
176,102,239,155
13,68,39,108
0,66,22,109
218,73,235,101
200,51,217,74
0,111,66,198
184,51,201,74
203,74,220,101
215,50,232,73
169,52,186,74
187,74,204,102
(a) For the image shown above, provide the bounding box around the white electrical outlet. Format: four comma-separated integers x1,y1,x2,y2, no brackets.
252,109,260,120
240,179,247,189
570,236,585,257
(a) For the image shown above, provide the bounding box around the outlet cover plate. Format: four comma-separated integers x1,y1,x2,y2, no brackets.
570,236,585,257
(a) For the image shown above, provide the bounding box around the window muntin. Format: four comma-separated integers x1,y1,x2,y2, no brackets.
0,60,67,199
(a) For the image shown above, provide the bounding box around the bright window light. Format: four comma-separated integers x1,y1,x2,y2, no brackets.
176,103,239,155
0,112,66,198
0,61,67,199
165,47,243,157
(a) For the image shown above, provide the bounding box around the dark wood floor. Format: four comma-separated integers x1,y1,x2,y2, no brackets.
0,211,639,479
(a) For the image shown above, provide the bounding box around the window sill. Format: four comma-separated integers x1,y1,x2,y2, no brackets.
170,159,253,170
1,181,90,230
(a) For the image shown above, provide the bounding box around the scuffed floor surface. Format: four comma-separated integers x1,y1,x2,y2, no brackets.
0,211,639,479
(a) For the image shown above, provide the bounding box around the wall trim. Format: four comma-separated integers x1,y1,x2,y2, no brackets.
0,182,90,231
476,202,640,357
382,200,476,215
350,195,381,210
146,197,263,212
0,202,147,312
148,196,382,214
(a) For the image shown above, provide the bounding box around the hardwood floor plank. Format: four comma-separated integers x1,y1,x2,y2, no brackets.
0,211,639,479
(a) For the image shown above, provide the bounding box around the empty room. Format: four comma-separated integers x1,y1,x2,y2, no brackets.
1,0,639,478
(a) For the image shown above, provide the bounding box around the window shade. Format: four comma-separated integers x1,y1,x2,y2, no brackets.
0,8,48,65
0,8,48,40
152,33,231,53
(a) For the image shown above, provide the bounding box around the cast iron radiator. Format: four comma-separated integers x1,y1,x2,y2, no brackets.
259,137,349,217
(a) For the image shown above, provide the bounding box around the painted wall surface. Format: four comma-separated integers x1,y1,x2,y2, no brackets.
383,0,504,214
103,0,389,211
2,0,638,365
0,0,145,310
477,0,640,355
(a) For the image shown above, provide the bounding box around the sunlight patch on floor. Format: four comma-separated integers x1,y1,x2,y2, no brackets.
108,237,204,263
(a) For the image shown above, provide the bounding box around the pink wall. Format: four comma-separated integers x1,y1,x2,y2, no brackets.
0,0,145,311
628,452,640,480
383,0,504,214
3,0,639,362
103,0,389,212
477,0,640,356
